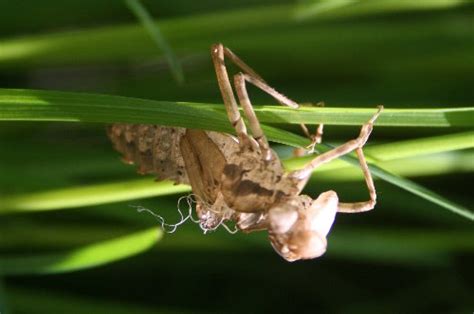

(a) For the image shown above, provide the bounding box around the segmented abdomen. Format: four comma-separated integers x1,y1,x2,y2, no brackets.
107,124,189,184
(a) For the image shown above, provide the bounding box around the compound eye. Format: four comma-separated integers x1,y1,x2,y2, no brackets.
269,230,327,262
289,230,327,260
268,205,298,234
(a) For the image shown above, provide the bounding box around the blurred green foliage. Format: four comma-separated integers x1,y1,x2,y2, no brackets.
0,0,473,313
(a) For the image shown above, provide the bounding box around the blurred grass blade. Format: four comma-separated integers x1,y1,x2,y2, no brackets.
124,0,184,84
1,89,473,129
2,153,467,213
1,132,472,220
284,131,474,170
1,3,472,72
295,0,356,19
295,0,468,20
0,178,190,214
330,228,474,265
364,131,474,161
335,148,474,221
371,167,474,220
0,5,291,68
0,228,161,275
317,151,474,181
0,90,471,219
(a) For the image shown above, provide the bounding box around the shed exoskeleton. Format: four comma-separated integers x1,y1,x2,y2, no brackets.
108,43,383,261
210,43,382,261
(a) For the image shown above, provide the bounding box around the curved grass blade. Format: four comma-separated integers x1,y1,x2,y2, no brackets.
325,228,474,265
1,132,472,220
316,151,473,181
0,5,292,68
364,131,474,161
295,0,357,20
370,166,473,221
0,178,190,214
0,88,472,128
0,90,471,219
332,145,474,221
1,4,472,72
3,152,469,215
0,228,161,275
124,0,184,84
295,0,469,20
284,131,474,170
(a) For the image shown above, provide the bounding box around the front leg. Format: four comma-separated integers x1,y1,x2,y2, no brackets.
235,212,268,232
337,147,376,213
211,43,248,140
212,43,322,153
290,106,383,211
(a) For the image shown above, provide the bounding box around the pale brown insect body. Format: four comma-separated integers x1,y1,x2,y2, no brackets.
108,43,383,262
108,124,189,183
108,125,239,231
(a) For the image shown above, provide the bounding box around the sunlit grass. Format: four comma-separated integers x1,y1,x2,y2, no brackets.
0,228,161,275
1,89,472,128
2,131,472,217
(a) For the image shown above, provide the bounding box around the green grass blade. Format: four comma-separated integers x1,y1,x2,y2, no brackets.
284,131,474,170
124,0,184,84
1,3,472,72
315,151,473,181
364,131,474,161
0,178,190,214
0,89,472,128
254,105,474,127
295,0,469,20
1,132,472,219
295,0,357,19
0,228,161,275
0,5,292,68
330,228,474,265
335,149,473,220
372,168,473,220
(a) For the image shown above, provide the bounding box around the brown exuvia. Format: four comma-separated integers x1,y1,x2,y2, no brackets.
108,43,383,262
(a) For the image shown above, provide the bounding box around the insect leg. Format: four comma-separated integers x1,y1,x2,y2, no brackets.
211,44,248,139
216,43,318,147
235,212,269,233
337,147,376,213
305,102,325,153
234,73,326,159
234,72,272,159
290,106,383,192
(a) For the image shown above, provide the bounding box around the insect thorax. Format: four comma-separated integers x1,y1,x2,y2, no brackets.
221,144,299,213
